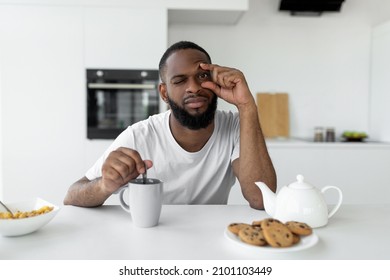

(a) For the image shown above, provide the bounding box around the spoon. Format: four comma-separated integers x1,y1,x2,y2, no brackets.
142,163,147,184
0,200,14,217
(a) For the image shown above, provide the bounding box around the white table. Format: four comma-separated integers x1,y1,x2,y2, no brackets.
1,204,389,260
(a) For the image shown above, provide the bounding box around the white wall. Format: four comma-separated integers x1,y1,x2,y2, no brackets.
169,0,390,139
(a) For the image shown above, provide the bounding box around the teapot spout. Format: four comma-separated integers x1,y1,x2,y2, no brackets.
255,181,276,217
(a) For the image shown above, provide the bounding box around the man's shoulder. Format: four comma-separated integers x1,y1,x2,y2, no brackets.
132,111,169,129
215,110,239,125
148,111,169,123
117,111,169,145
216,109,238,117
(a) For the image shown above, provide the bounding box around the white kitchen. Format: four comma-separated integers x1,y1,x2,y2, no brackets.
1,0,390,270
1,0,389,205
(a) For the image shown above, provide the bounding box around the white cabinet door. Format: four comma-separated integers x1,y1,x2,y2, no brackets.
84,7,167,69
228,144,390,205
370,21,390,142
0,6,85,203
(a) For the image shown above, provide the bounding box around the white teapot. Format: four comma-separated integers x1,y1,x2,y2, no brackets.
255,175,343,228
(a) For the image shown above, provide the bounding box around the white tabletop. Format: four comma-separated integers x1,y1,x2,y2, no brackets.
1,204,389,260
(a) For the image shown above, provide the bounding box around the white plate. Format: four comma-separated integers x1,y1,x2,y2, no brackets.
224,228,319,253
0,198,60,237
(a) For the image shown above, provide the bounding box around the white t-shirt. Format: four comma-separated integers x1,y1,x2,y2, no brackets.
85,110,240,204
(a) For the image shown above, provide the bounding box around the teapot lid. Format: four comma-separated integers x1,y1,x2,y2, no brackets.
288,175,314,189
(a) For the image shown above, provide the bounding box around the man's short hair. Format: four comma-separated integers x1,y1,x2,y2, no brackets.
158,41,212,82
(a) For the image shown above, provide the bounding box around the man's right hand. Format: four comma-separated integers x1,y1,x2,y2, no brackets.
101,147,153,194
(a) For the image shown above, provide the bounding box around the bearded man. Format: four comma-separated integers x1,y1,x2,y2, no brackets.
64,41,276,209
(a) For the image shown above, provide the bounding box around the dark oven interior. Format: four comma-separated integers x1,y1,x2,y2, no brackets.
87,69,160,139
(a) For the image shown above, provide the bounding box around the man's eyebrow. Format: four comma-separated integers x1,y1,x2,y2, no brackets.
170,74,187,81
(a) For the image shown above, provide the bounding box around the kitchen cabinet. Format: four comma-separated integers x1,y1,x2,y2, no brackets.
228,140,390,206
370,20,390,142
167,0,248,25
0,3,169,204
84,6,167,69
0,5,86,203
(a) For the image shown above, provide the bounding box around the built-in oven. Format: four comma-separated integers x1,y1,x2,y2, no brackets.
87,69,161,139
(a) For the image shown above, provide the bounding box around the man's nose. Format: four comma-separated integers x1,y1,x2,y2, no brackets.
186,77,202,93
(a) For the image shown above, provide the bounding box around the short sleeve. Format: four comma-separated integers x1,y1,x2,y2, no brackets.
230,112,240,162
85,127,135,180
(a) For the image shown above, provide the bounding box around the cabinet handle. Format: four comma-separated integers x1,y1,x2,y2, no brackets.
87,83,156,90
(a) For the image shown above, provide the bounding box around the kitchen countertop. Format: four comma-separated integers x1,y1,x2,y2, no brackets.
265,137,390,148
1,204,389,260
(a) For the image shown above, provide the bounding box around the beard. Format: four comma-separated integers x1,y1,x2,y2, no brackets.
167,94,218,130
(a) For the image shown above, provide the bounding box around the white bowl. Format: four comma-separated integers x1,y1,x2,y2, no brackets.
0,198,60,237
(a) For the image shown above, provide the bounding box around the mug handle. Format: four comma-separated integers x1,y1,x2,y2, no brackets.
321,186,343,218
118,187,131,213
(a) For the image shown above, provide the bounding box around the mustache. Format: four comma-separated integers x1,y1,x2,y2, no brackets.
183,91,216,103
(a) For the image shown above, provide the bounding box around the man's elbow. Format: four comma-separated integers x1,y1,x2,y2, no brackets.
249,200,264,210
63,193,75,206
63,196,71,206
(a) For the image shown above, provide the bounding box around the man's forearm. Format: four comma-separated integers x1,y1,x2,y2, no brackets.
237,102,277,209
63,177,111,207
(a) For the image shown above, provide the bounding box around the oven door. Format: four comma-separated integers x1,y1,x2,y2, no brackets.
87,75,160,139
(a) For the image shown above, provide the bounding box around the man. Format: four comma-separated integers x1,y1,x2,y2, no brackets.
64,41,276,209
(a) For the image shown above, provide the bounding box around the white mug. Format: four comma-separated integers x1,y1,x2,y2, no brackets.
118,178,163,228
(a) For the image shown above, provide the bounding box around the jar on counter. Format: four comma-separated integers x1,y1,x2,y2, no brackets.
314,127,324,142
325,127,336,142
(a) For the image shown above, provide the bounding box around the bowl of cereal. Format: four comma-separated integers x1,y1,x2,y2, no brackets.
0,198,59,237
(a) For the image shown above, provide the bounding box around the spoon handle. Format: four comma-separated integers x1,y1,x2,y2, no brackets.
0,200,13,216
142,162,147,184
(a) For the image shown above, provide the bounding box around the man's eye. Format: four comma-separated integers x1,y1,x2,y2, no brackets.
172,79,185,84
199,72,211,80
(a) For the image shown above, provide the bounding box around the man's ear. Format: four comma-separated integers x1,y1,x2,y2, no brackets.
159,83,168,103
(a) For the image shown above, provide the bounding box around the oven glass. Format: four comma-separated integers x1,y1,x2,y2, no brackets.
87,69,160,139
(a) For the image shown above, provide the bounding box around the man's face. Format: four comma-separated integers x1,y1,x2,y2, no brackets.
160,49,217,130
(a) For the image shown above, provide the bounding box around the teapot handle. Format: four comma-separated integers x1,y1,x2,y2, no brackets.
321,186,343,218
